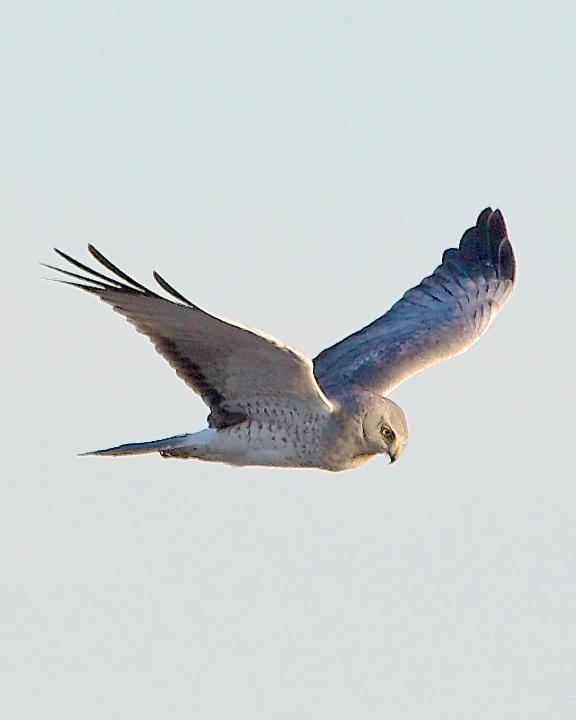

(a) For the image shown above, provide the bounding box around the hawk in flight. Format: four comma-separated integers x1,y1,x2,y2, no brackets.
45,208,515,471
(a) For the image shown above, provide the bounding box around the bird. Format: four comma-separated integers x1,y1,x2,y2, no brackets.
44,208,515,471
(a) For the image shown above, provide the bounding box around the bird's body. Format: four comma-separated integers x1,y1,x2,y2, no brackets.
46,208,515,471
83,392,405,472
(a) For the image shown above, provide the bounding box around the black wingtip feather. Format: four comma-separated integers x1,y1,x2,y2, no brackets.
488,208,507,242
52,247,128,289
46,278,104,294
87,244,159,295
476,207,493,225
153,271,195,307
46,245,204,306
487,209,515,282
459,207,515,283
40,262,110,288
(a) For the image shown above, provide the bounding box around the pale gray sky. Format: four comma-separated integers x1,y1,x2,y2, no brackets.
2,1,576,718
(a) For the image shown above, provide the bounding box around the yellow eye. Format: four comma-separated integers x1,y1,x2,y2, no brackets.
380,425,394,440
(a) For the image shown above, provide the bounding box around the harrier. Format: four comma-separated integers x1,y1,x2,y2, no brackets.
45,208,515,470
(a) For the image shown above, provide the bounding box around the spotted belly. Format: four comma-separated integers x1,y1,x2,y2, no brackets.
213,414,328,468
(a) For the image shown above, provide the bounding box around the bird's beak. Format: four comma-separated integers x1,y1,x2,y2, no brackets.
387,440,404,465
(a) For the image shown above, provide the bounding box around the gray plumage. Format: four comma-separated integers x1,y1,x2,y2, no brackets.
45,208,515,471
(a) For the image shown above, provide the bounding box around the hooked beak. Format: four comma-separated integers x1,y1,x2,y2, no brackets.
387,440,403,465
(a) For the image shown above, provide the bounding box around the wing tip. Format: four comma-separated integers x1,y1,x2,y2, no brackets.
152,270,196,307
45,246,198,302
476,206,507,242
486,208,515,283
476,207,493,226
488,208,506,237
464,207,515,283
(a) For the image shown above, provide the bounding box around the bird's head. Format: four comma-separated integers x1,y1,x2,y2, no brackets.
361,397,408,464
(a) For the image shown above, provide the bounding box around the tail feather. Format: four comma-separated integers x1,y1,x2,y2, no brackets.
80,433,194,457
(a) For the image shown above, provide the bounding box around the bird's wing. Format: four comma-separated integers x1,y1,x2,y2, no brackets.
45,246,332,427
314,208,516,397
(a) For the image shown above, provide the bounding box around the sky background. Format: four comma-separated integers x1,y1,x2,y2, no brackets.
2,1,576,718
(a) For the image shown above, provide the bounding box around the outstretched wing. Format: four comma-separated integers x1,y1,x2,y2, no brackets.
45,246,332,427
314,208,516,397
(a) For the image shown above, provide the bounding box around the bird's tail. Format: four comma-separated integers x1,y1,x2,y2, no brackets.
79,433,195,457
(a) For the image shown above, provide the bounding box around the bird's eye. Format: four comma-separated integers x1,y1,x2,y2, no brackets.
380,425,394,440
